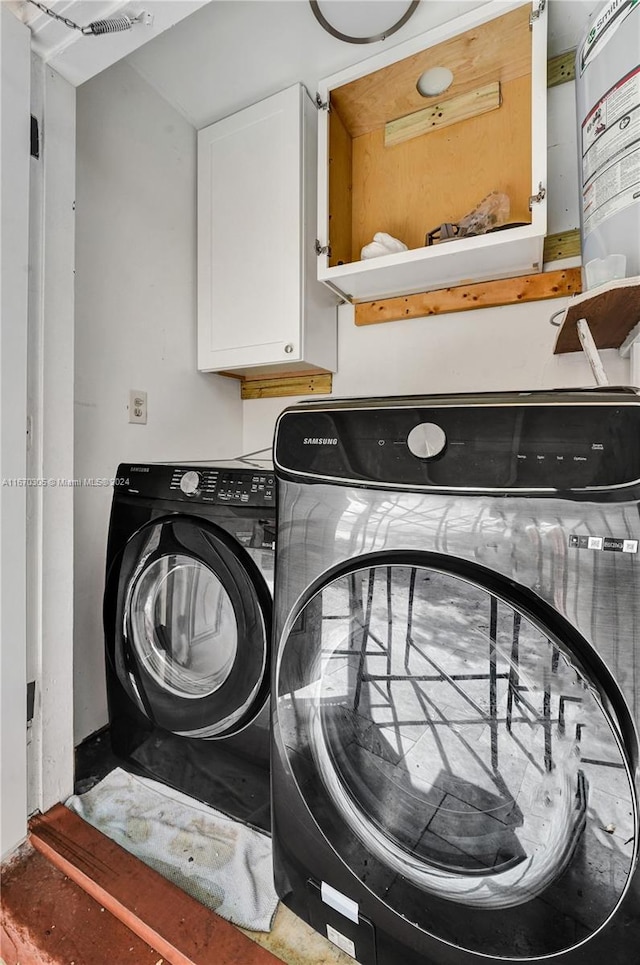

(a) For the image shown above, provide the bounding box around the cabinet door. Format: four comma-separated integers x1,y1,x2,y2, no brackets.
198,85,303,372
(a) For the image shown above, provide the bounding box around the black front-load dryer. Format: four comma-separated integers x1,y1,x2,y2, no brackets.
104,460,275,831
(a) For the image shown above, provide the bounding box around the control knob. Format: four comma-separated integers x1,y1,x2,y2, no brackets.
179,470,201,496
407,422,447,459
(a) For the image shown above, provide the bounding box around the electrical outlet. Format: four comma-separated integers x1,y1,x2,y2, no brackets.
129,389,147,424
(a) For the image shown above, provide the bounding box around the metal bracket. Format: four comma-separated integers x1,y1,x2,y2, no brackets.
27,680,36,723
315,93,329,111
528,183,546,209
315,238,331,257
576,318,609,386
529,0,546,27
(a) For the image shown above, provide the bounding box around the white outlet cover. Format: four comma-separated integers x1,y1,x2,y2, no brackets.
129,389,147,424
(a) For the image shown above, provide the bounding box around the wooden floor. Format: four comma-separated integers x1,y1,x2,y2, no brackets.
1,805,351,965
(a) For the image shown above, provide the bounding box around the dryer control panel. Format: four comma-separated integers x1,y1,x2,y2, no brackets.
116,464,275,507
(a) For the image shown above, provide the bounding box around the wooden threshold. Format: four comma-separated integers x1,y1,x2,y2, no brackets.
28,805,283,965
1,841,161,965
355,268,582,326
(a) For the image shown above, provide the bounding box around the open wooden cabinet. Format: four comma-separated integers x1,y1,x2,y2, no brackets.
316,1,548,303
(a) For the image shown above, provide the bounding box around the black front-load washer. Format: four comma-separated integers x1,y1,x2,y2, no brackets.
271,390,640,964
103,459,275,831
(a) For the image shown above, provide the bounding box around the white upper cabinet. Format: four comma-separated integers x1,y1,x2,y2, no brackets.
316,1,548,303
198,84,337,377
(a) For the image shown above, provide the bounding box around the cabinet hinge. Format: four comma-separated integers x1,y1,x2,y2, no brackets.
30,115,40,159
529,182,546,209
315,239,331,257
315,92,329,111
529,0,546,27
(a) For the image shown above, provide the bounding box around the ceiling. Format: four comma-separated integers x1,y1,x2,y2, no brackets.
125,0,604,130
8,0,211,85
10,1,603,125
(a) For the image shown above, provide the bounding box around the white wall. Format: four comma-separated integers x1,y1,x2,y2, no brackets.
26,54,76,821
131,0,618,457
73,0,619,746
74,61,243,744
243,300,630,453
237,2,630,454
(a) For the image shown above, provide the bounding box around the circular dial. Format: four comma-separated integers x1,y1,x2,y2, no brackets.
179,470,201,496
407,422,447,459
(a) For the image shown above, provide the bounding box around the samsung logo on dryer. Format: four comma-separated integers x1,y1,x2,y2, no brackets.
303,437,338,446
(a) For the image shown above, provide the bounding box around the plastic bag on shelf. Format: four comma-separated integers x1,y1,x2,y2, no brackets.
457,191,510,238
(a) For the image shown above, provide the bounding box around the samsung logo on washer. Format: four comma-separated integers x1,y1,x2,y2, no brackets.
303,437,338,446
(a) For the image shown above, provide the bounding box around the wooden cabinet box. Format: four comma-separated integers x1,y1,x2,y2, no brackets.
316,1,547,303
198,84,337,378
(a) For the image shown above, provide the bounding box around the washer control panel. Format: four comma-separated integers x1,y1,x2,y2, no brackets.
275,398,640,491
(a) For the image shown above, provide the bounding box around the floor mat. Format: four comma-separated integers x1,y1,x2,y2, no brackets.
65,766,278,932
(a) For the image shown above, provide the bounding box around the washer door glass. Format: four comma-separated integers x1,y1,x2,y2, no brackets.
276,560,638,958
115,516,271,738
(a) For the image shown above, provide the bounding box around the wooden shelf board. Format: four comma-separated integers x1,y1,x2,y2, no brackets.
355,268,582,326
553,277,640,354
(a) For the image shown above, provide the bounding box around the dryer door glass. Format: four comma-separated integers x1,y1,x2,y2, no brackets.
129,554,237,698
276,560,638,958
116,516,271,738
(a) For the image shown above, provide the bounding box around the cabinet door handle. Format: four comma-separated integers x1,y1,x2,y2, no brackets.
284,343,295,354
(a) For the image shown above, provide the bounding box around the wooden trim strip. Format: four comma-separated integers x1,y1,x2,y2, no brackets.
29,805,283,965
354,269,583,326
543,228,581,263
240,374,332,400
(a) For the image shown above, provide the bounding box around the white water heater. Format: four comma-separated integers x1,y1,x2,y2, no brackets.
575,0,640,278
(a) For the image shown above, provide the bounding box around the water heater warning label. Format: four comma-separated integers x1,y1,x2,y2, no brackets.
569,535,639,553
581,65,640,239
